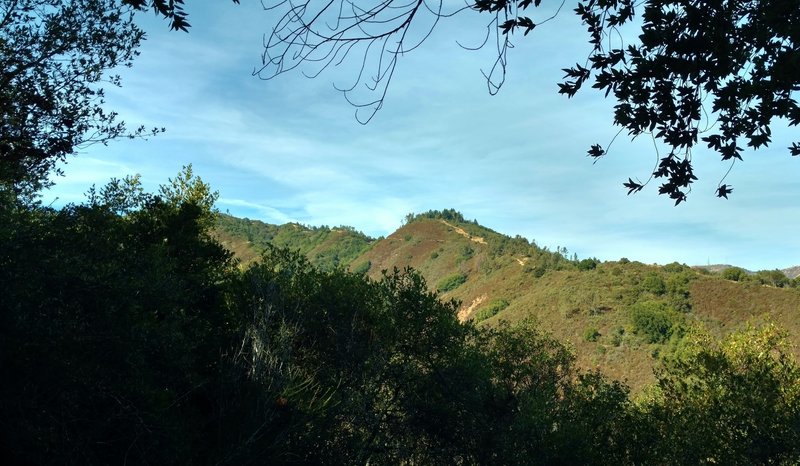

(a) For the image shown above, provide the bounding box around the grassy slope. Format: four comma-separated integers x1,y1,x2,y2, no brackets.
217,214,800,392
213,214,375,270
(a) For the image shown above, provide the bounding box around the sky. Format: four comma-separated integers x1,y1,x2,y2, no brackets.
47,1,799,271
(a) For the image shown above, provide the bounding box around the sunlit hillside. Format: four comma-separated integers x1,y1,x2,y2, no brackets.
217,209,800,391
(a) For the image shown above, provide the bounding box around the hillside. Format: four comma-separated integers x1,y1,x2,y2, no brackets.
783,265,800,279
214,213,375,270
215,210,800,391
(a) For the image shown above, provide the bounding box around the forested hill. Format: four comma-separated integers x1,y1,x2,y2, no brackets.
214,213,375,270
216,209,800,391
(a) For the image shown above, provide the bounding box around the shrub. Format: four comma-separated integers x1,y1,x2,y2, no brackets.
629,301,683,344
352,260,371,275
474,298,510,322
584,326,601,342
437,272,467,292
721,266,748,282
662,262,687,273
430,251,439,260
577,258,600,271
610,327,625,346
458,245,474,261
753,269,790,288
641,273,667,295
666,271,695,312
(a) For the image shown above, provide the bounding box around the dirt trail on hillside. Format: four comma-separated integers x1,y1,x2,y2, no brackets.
458,294,487,321
440,220,487,245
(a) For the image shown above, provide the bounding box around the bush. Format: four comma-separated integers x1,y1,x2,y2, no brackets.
474,298,510,322
753,269,790,288
458,245,474,262
577,258,600,271
352,260,371,275
721,266,748,282
662,262,687,273
641,273,667,295
584,326,601,342
610,327,625,346
666,271,695,312
437,272,467,292
629,301,683,343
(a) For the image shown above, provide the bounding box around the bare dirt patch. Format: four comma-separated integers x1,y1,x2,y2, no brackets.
458,294,487,322
440,220,487,245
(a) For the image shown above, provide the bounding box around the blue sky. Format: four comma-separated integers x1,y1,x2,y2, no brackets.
48,1,799,270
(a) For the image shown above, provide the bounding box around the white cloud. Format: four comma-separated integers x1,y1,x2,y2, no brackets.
49,2,800,270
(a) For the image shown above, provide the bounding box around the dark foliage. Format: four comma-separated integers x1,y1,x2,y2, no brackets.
0,193,237,464
0,0,160,197
561,0,800,201
2,178,799,464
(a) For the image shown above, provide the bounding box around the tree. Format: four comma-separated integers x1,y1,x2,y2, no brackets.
639,324,800,464
0,172,238,464
254,0,799,201
0,0,160,198
159,163,219,227
119,0,240,32
0,0,242,201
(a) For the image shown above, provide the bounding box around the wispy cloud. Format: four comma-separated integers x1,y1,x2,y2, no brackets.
46,2,800,271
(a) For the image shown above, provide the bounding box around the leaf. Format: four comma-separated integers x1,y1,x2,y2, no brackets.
716,184,733,199
587,144,606,158
623,178,644,195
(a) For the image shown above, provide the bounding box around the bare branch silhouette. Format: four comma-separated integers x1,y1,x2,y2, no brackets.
255,0,555,122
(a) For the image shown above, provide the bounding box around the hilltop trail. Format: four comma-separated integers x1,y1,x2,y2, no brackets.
439,220,487,245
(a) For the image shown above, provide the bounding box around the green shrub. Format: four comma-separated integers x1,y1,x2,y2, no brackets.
610,326,625,346
430,251,439,260
629,301,683,343
584,326,601,342
641,273,667,295
474,298,510,322
456,245,474,264
437,272,467,292
577,258,600,271
662,262,687,273
665,271,695,312
753,269,790,288
352,260,371,275
721,266,748,281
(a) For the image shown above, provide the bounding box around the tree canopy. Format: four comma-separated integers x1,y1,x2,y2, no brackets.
0,0,240,200
254,0,799,201
0,0,156,198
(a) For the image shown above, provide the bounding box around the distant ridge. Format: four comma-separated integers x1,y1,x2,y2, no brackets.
693,264,751,274
693,264,800,279
783,265,800,279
